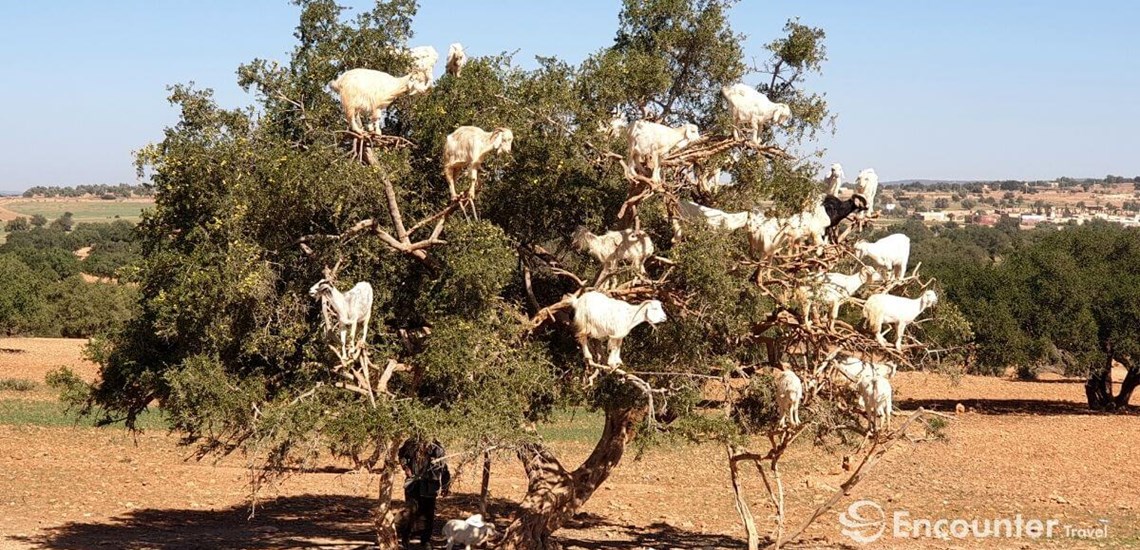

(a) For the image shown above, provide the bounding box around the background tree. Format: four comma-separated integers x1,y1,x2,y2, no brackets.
30,214,47,228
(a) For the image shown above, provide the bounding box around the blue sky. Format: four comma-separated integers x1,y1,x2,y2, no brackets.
0,1,1137,193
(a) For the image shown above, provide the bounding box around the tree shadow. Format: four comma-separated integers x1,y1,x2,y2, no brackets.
12,493,378,549
13,492,750,550
556,512,844,549
900,398,1140,416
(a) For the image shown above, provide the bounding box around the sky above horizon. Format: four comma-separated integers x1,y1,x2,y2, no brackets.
1,1,1137,193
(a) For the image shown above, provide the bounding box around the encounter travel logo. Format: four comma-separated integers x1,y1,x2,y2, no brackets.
838,499,1110,543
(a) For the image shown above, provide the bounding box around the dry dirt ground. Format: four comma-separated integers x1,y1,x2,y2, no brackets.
0,338,1137,549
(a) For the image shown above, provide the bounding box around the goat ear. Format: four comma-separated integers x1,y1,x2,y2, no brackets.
491,131,504,149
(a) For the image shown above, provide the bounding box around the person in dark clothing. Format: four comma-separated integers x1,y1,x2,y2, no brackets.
398,438,451,549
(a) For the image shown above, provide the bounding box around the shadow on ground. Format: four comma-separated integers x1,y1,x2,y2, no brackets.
901,398,1140,416
12,492,755,549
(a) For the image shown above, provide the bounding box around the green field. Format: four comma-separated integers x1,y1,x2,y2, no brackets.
3,199,152,224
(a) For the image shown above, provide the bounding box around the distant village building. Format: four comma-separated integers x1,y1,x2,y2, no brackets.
918,211,948,222
976,214,999,227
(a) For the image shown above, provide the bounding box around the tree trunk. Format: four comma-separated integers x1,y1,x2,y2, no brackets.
1085,353,1115,410
727,447,761,550
1115,361,1139,409
479,449,492,516
497,406,645,549
373,440,403,550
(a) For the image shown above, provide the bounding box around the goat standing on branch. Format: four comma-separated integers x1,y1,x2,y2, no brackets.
330,68,429,135
853,233,911,281
825,163,845,196
570,291,667,367
446,43,467,77
626,120,700,182
821,194,867,242
863,289,938,351
721,83,792,143
796,266,881,329
775,365,804,428
571,226,655,279
309,278,374,359
443,126,514,219
855,168,879,216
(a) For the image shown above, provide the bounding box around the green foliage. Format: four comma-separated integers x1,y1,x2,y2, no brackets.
84,0,835,485
5,217,29,232
30,214,47,228
0,255,45,335
0,378,36,391
908,220,1140,377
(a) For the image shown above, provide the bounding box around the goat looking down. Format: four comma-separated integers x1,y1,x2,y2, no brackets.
442,126,514,217
309,279,374,358
830,356,894,434
570,291,667,367
329,68,429,135
721,83,793,142
796,266,881,329
627,120,700,182
863,289,938,350
853,233,911,280
571,226,655,276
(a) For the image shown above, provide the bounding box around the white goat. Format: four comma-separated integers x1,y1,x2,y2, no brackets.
408,45,439,81
825,163,845,196
446,42,467,77
329,68,428,134
677,200,751,231
627,120,700,182
602,112,630,139
831,356,894,434
443,514,497,550
857,375,893,434
571,226,655,275
309,279,374,358
571,291,667,367
749,198,832,259
442,126,514,214
855,168,879,215
863,289,938,350
853,233,911,280
721,83,792,142
775,366,804,428
797,266,881,329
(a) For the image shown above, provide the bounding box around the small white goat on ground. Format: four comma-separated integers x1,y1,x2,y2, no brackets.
442,514,496,550
775,366,804,428
571,291,667,367
627,120,700,182
571,226,655,276
443,126,514,215
309,279,374,358
721,83,792,142
825,163,845,196
797,266,882,329
446,42,467,77
863,289,938,350
853,233,911,280
855,168,879,216
329,69,429,134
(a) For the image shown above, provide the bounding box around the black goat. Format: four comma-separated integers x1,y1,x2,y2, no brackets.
822,194,868,242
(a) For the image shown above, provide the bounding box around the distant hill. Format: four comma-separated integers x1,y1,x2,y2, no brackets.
881,179,981,187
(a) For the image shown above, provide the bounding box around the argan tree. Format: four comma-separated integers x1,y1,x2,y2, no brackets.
70,1,945,548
